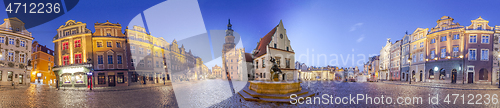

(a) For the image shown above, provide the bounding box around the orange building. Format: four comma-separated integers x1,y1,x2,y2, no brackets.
31,41,56,85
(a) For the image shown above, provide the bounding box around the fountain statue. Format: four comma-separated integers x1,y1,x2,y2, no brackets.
269,57,282,81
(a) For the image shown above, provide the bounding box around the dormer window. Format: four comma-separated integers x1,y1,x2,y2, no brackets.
477,24,482,30
16,28,20,32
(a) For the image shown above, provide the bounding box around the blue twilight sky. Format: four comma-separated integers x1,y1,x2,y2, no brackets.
1,0,500,70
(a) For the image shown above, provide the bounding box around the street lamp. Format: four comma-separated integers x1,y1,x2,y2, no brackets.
87,58,93,90
407,56,412,84
25,60,32,85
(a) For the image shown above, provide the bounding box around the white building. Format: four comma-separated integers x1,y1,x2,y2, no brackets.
379,38,391,81
0,17,33,85
253,20,298,81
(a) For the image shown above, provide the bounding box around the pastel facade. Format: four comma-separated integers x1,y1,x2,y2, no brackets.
31,41,56,85
0,17,33,85
253,20,298,81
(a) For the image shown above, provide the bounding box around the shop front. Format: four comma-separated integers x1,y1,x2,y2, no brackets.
57,66,90,87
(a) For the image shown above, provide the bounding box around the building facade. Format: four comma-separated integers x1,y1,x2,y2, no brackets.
31,41,55,85
409,28,428,82
0,17,33,85
389,40,401,81
379,39,391,81
425,16,465,84
464,17,494,84
92,21,129,87
401,33,411,82
53,20,93,87
253,20,298,81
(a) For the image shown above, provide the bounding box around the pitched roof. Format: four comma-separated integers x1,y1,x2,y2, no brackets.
244,53,253,62
253,26,277,57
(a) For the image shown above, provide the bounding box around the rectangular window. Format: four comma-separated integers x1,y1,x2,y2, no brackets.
453,34,460,40
139,48,143,54
413,45,416,50
420,42,424,48
117,73,124,84
256,61,259,69
107,41,112,47
470,35,477,43
441,48,446,58
481,49,489,61
98,73,106,84
262,58,265,68
0,37,4,43
8,72,12,81
63,42,69,50
8,38,14,45
75,54,82,64
20,41,25,47
420,53,424,61
98,55,103,64
8,52,13,62
156,61,159,68
131,46,135,53
74,40,81,48
453,47,459,57
430,50,435,59
147,49,151,55
117,55,122,64
482,35,489,44
430,39,435,44
19,54,25,63
97,42,103,47
108,55,113,64
63,56,69,65
469,49,476,60
116,42,121,48
0,72,2,81
441,36,447,42
413,55,416,62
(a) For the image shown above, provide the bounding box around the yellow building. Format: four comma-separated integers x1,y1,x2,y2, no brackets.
31,41,56,85
53,20,93,87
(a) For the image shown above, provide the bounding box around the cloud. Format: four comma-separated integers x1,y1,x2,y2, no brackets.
356,35,364,43
350,23,363,32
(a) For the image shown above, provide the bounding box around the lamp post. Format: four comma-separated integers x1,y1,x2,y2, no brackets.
25,60,32,85
87,58,93,90
407,56,412,84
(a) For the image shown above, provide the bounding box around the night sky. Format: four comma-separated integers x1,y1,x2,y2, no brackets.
1,0,500,70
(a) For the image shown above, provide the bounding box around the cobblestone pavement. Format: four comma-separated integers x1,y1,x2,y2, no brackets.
1,80,499,108
210,81,500,108
382,81,499,90
0,84,178,108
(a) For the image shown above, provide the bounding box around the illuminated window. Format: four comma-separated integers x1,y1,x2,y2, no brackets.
98,55,103,64
107,41,112,47
62,42,69,50
98,73,106,84
116,42,121,48
469,49,476,60
452,47,459,57
97,42,103,47
482,35,489,44
481,49,489,61
469,35,477,43
8,38,14,45
8,52,14,62
74,40,81,48
108,55,113,64
19,54,25,63
75,54,82,64
63,56,69,65
117,73,124,84
441,48,446,58
117,55,122,64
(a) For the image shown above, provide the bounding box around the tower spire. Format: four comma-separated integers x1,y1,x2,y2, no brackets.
227,19,232,30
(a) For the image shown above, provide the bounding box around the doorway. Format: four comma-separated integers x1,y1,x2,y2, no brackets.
451,69,457,83
467,72,474,84
108,75,116,86
419,71,423,82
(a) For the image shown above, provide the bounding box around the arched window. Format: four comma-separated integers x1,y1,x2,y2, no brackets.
479,68,488,80
439,68,445,80
429,69,434,79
